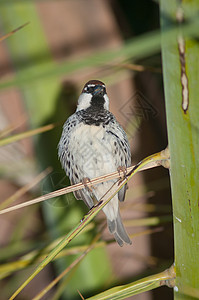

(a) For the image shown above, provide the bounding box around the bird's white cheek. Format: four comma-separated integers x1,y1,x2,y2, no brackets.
104,94,110,110
76,93,92,111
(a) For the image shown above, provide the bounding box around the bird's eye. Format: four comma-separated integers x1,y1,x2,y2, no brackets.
88,86,95,93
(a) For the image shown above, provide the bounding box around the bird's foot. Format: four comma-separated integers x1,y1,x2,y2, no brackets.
82,177,92,191
117,166,127,180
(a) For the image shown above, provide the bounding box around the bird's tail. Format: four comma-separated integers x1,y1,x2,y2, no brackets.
107,210,132,247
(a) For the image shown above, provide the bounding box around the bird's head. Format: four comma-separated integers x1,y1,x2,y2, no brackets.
76,80,109,112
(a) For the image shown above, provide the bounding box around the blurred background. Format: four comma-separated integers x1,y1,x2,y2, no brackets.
0,0,173,299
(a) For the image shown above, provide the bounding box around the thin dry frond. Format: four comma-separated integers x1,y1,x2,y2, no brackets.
0,22,29,43
0,148,169,215
0,123,57,147
0,167,52,210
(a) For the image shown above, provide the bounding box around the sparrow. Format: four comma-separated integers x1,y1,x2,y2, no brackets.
58,80,132,246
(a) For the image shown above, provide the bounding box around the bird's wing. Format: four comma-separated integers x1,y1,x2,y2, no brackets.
58,113,78,171
107,121,131,166
58,114,94,209
106,120,131,202
70,178,94,209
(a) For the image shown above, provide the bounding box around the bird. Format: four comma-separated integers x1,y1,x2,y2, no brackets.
58,80,132,246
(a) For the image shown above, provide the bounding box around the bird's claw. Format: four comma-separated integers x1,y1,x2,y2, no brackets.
82,177,93,192
117,166,127,179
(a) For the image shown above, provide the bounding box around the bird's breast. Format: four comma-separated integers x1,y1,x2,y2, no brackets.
69,123,116,178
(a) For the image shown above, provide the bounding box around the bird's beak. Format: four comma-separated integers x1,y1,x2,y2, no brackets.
93,85,104,95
